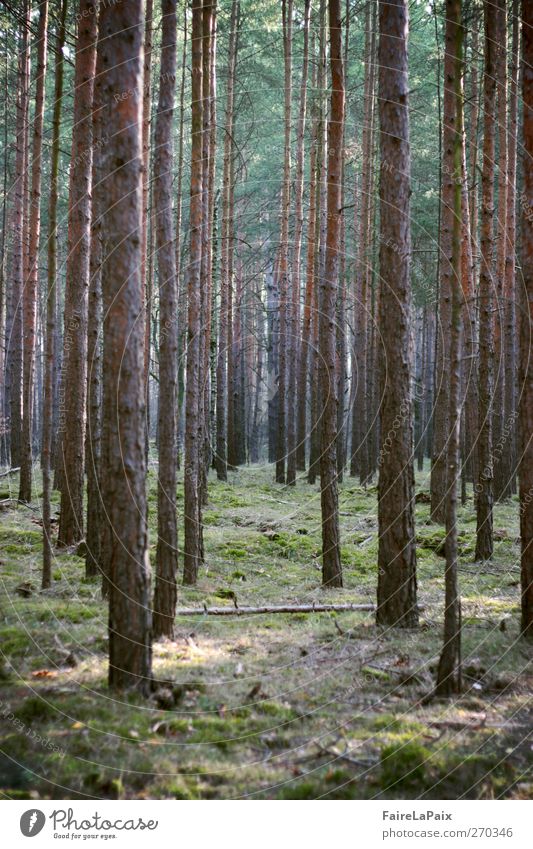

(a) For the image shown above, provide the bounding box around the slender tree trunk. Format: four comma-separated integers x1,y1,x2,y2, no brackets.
8,2,30,471
57,0,98,545
436,0,463,695
183,0,205,586
376,0,418,628
216,0,238,481
502,0,519,499
519,0,533,638
475,0,496,561
296,31,318,474
275,0,292,484
153,0,179,641
286,0,310,486
319,0,343,589
100,0,152,693
42,0,67,589
85,13,104,580
19,0,48,503
431,0,457,523
308,1,327,487
352,0,376,485
175,5,187,470
493,0,508,502
142,0,153,457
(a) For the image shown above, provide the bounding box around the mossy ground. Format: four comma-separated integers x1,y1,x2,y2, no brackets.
0,461,531,799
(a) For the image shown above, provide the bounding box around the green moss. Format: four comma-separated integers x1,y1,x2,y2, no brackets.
380,740,430,791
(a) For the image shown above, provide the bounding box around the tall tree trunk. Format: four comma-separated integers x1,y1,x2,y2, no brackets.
319,0,343,589
475,0,496,561
431,0,457,523
42,0,67,589
85,12,104,580
275,0,292,484
8,1,30,470
175,4,187,470
376,0,418,628
436,0,463,695
493,0,508,502
57,0,98,545
216,11,234,479
519,0,533,638
100,0,152,693
296,30,318,475
352,0,376,485
183,0,205,586
142,0,153,456
19,0,48,503
286,0,310,486
216,0,238,481
502,0,519,499
153,0,179,641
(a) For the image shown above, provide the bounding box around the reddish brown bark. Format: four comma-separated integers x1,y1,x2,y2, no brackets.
376,0,417,628
100,0,152,693
319,0,344,589
519,0,533,638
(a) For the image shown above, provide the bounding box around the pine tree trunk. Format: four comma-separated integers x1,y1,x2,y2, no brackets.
475,0,496,562
431,0,457,523
19,0,48,503
216,0,238,481
100,0,152,693
141,0,153,457
319,0,343,589
57,0,98,545
519,0,533,639
286,0,310,486
296,29,318,474
183,0,205,586
376,0,418,628
502,0,519,499
42,0,67,589
275,0,292,484
153,0,179,640
493,0,508,502
436,0,463,695
8,2,30,470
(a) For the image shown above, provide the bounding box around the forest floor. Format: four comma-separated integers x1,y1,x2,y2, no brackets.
0,461,531,800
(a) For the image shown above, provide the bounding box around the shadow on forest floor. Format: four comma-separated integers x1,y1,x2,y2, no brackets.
0,461,531,799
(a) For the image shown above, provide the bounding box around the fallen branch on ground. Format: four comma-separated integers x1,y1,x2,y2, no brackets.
0,467,20,477
175,602,379,616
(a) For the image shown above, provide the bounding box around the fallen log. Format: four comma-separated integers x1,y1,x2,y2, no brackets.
175,602,377,616
0,467,20,477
